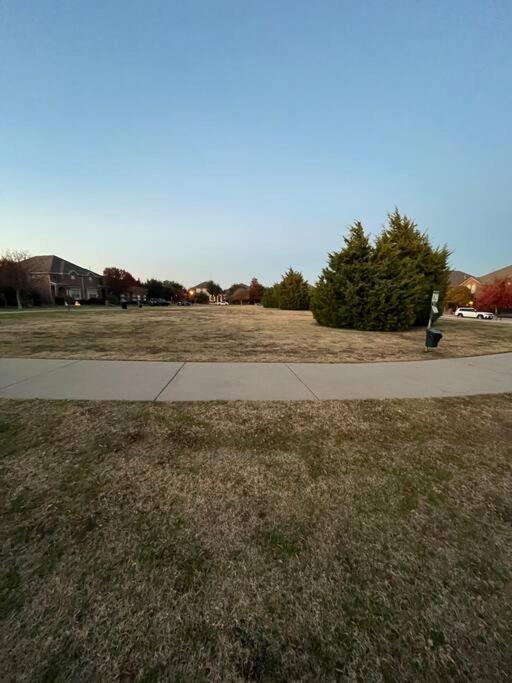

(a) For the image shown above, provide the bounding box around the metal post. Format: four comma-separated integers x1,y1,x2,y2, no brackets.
426,290,440,351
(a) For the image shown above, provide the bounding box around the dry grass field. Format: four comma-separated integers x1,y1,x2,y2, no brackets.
1,305,511,362
1,395,511,680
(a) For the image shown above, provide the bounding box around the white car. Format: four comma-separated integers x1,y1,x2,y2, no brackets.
454,307,493,320
215,300,229,306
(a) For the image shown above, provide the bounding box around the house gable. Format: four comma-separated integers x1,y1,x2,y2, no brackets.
459,276,481,294
448,270,475,287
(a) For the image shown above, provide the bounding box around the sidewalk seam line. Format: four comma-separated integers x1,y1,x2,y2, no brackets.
0,359,81,391
153,363,185,401
285,364,320,400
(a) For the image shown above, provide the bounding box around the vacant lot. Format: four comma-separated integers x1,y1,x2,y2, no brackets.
1,395,512,680
1,306,511,362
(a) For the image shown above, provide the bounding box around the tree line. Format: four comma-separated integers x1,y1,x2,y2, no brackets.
0,255,191,309
102,268,186,303
9,209,510,329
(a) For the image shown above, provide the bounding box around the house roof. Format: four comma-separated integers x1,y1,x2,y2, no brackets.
448,270,475,287
448,265,512,288
478,264,512,284
23,255,101,278
192,281,213,290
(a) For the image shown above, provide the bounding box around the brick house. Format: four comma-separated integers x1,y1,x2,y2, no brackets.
23,255,103,304
448,270,481,295
449,265,512,296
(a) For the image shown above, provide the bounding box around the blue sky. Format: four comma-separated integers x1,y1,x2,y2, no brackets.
1,0,511,287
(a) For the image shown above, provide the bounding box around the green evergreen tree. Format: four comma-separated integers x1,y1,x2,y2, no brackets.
380,209,450,325
312,212,450,331
278,268,310,310
311,222,373,328
367,236,423,330
261,283,280,308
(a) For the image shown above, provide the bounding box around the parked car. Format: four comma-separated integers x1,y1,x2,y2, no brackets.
148,298,170,306
177,300,191,306
454,307,494,319
215,301,229,306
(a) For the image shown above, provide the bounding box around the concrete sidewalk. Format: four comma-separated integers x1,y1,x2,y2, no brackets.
0,354,511,401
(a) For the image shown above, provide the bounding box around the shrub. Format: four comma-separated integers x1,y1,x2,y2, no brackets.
262,284,280,308
278,268,310,310
262,271,310,310
195,291,209,304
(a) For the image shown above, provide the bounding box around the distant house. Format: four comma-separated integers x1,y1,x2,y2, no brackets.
189,281,225,303
23,255,103,304
189,281,211,297
448,271,481,295
448,265,512,296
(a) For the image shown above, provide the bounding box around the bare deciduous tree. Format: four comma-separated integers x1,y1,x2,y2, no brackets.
0,250,30,310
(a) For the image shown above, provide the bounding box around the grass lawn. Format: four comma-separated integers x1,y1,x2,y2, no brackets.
1,395,511,680
1,306,511,362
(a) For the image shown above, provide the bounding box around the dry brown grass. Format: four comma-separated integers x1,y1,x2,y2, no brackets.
0,306,511,362
1,395,512,680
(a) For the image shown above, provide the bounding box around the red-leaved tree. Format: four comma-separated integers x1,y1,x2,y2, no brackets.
249,277,265,304
476,278,512,314
176,287,189,302
103,267,137,296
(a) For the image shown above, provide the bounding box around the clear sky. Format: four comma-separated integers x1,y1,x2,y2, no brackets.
1,0,511,287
